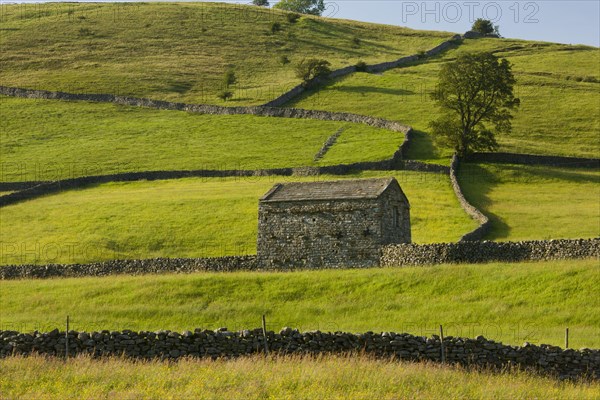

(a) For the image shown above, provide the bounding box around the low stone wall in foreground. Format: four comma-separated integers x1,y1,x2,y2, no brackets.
1,328,597,380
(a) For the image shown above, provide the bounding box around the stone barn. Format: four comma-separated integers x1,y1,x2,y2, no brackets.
257,177,410,268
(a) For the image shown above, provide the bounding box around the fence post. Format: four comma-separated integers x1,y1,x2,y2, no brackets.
565,327,569,349
65,315,69,360
262,314,269,356
439,324,445,364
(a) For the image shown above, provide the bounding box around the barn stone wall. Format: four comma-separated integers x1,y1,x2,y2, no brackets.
379,185,411,245
257,199,385,269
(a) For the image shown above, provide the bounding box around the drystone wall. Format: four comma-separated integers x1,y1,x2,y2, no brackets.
0,256,258,280
466,152,600,169
258,198,392,269
450,155,491,241
0,158,412,208
262,34,462,107
381,238,600,266
0,86,410,134
2,238,597,280
1,328,597,380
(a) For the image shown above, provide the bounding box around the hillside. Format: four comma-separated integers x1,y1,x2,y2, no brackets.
0,3,599,395
290,38,600,160
0,2,452,105
0,96,404,182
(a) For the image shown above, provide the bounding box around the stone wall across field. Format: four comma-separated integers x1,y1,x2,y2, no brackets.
381,238,600,266
1,328,597,380
0,256,258,280
2,238,597,280
0,85,411,135
262,35,462,107
450,155,491,241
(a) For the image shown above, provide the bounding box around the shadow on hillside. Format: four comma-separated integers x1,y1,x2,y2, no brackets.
332,86,413,96
457,163,511,240
404,130,438,160
165,81,194,94
497,164,600,185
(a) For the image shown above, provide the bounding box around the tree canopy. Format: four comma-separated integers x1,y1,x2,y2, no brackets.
252,0,269,6
295,58,331,87
274,0,325,16
429,52,520,158
471,18,499,36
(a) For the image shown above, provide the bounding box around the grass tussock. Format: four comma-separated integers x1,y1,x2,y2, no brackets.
1,353,599,399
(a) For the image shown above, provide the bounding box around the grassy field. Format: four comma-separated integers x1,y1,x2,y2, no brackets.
0,2,452,105
1,259,598,348
0,96,405,182
458,163,600,241
290,39,600,160
0,171,475,265
2,355,599,399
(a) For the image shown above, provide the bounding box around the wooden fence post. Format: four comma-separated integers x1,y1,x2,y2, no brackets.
440,324,445,364
65,315,70,360
565,327,569,349
262,314,269,356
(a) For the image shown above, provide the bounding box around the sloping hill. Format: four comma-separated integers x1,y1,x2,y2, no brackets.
290,38,600,160
0,2,452,105
0,96,404,182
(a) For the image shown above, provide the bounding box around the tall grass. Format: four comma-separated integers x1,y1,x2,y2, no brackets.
2,354,598,399
1,259,598,348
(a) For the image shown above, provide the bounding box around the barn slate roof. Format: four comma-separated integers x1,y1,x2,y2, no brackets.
260,177,407,203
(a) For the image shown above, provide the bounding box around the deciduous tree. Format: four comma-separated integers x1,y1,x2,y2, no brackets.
429,52,520,157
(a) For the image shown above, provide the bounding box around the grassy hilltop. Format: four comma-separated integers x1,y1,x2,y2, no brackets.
0,2,451,105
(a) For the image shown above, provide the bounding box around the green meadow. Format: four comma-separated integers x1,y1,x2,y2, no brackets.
458,163,600,241
1,260,598,348
0,2,451,105
290,39,600,160
0,96,403,182
0,171,475,265
2,355,599,399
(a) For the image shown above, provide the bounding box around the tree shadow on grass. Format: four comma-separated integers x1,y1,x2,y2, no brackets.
165,81,194,94
498,164,600,185
332,85,414,96
457,163,511,240
404,130,438,160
